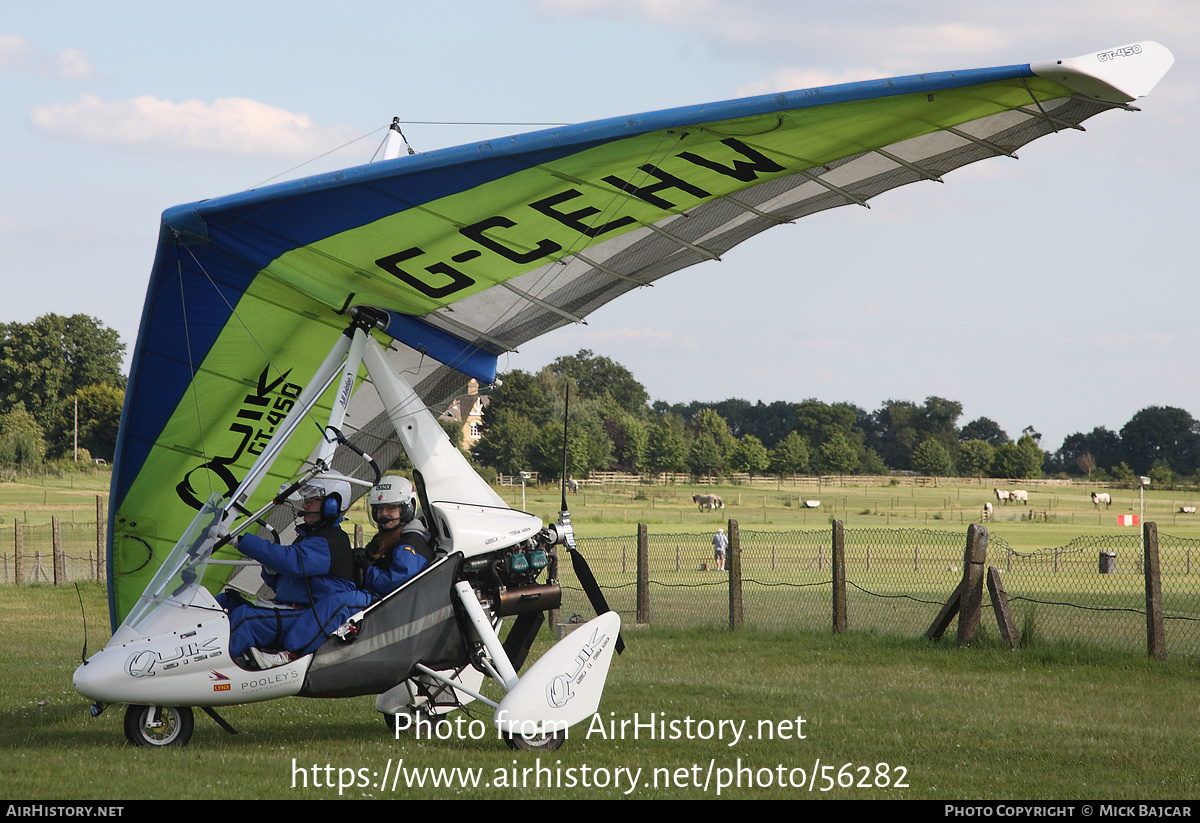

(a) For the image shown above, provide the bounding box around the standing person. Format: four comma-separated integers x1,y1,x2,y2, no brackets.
712,527,728,572
222,478,370,669
358,475,433,598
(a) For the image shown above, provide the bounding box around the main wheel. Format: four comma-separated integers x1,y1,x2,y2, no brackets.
124,705,194,747
503,729,566,751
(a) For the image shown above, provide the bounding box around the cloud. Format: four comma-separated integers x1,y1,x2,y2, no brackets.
27,94,360,158
0,34,95,80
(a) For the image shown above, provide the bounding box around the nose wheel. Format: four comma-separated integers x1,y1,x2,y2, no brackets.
124,705,194,747
503,729,566,751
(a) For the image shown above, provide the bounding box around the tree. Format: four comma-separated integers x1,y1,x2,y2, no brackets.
1111,461,1136,488
0,404,45,473
1056,427,1122,477
646,417,688,473
919,396,963,452
959,417,1009,447
990,442,1021,479
814,431,858,476
957,439,995,479
795,400,858,449
688,432,725,478
992,435,1044,479
0,314,125,428
479,369,547,431
1120,406,1200,476
692,408,737,454
857,447,888,475
531,416,610,481
47,383,124,461
769,431,810,475
911,438,952,477
548,349,648,416
1148,458,1174,488
473,410,538,475
603,407,648,473
1075,452,1097,481
870,399,919,470
730,434,770,475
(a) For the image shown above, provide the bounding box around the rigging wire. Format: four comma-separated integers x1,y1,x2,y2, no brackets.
251,125,389,189
176,244,213,503
252,120,570,189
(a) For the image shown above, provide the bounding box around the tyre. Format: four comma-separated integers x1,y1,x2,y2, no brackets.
503,729,566,751
124,705,194,747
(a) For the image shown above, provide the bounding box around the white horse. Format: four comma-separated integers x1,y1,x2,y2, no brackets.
994,489,1009,504
1009,489,1028,505
693,493,724,511
1092,492,1111,509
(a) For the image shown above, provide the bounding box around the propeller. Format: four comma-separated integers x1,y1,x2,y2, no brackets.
556,384,624,654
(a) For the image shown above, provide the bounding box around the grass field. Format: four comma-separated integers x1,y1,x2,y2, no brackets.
3,583,1199,800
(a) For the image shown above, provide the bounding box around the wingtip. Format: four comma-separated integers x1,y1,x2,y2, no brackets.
1031,41,1174,103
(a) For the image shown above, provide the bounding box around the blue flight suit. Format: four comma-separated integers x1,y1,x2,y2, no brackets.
224,520,371,659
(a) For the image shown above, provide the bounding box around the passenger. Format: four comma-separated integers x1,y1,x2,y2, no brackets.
358,475,432,598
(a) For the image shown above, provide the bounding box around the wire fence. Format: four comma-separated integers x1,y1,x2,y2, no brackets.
9,516,1200,657
558,523,1200,658
3,520,106,585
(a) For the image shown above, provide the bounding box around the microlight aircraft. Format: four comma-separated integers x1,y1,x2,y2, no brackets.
74,42,1172,747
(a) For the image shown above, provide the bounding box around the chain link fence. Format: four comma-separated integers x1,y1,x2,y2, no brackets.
558,524,1200,657
9,515,1199,656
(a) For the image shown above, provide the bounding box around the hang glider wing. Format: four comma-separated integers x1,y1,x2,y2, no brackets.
107,41,1172,626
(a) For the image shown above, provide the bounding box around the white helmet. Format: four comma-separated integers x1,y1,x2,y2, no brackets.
295,478,352,522
370,475,416,530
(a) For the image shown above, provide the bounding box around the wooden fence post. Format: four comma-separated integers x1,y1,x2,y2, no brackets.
636,523,649,626
987,566,1017,650
13,520,22,585
52,516,63,585
957,524,987,647
1144,521,1165,661
728,519,743,630
96,495,105,581
832,519,846,634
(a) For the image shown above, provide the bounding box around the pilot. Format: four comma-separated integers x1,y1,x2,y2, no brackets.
357,475,433,598
223,478,371,670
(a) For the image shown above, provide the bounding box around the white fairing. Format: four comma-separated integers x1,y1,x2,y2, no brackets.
1032,41,1173,103
495,612,621,736
363,340,506,508
432,502,544,557
73,583,309,706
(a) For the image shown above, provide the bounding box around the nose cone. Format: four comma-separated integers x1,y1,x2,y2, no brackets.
73,649,126,704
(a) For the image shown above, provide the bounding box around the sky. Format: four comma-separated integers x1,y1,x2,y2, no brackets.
3,1,1198,453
